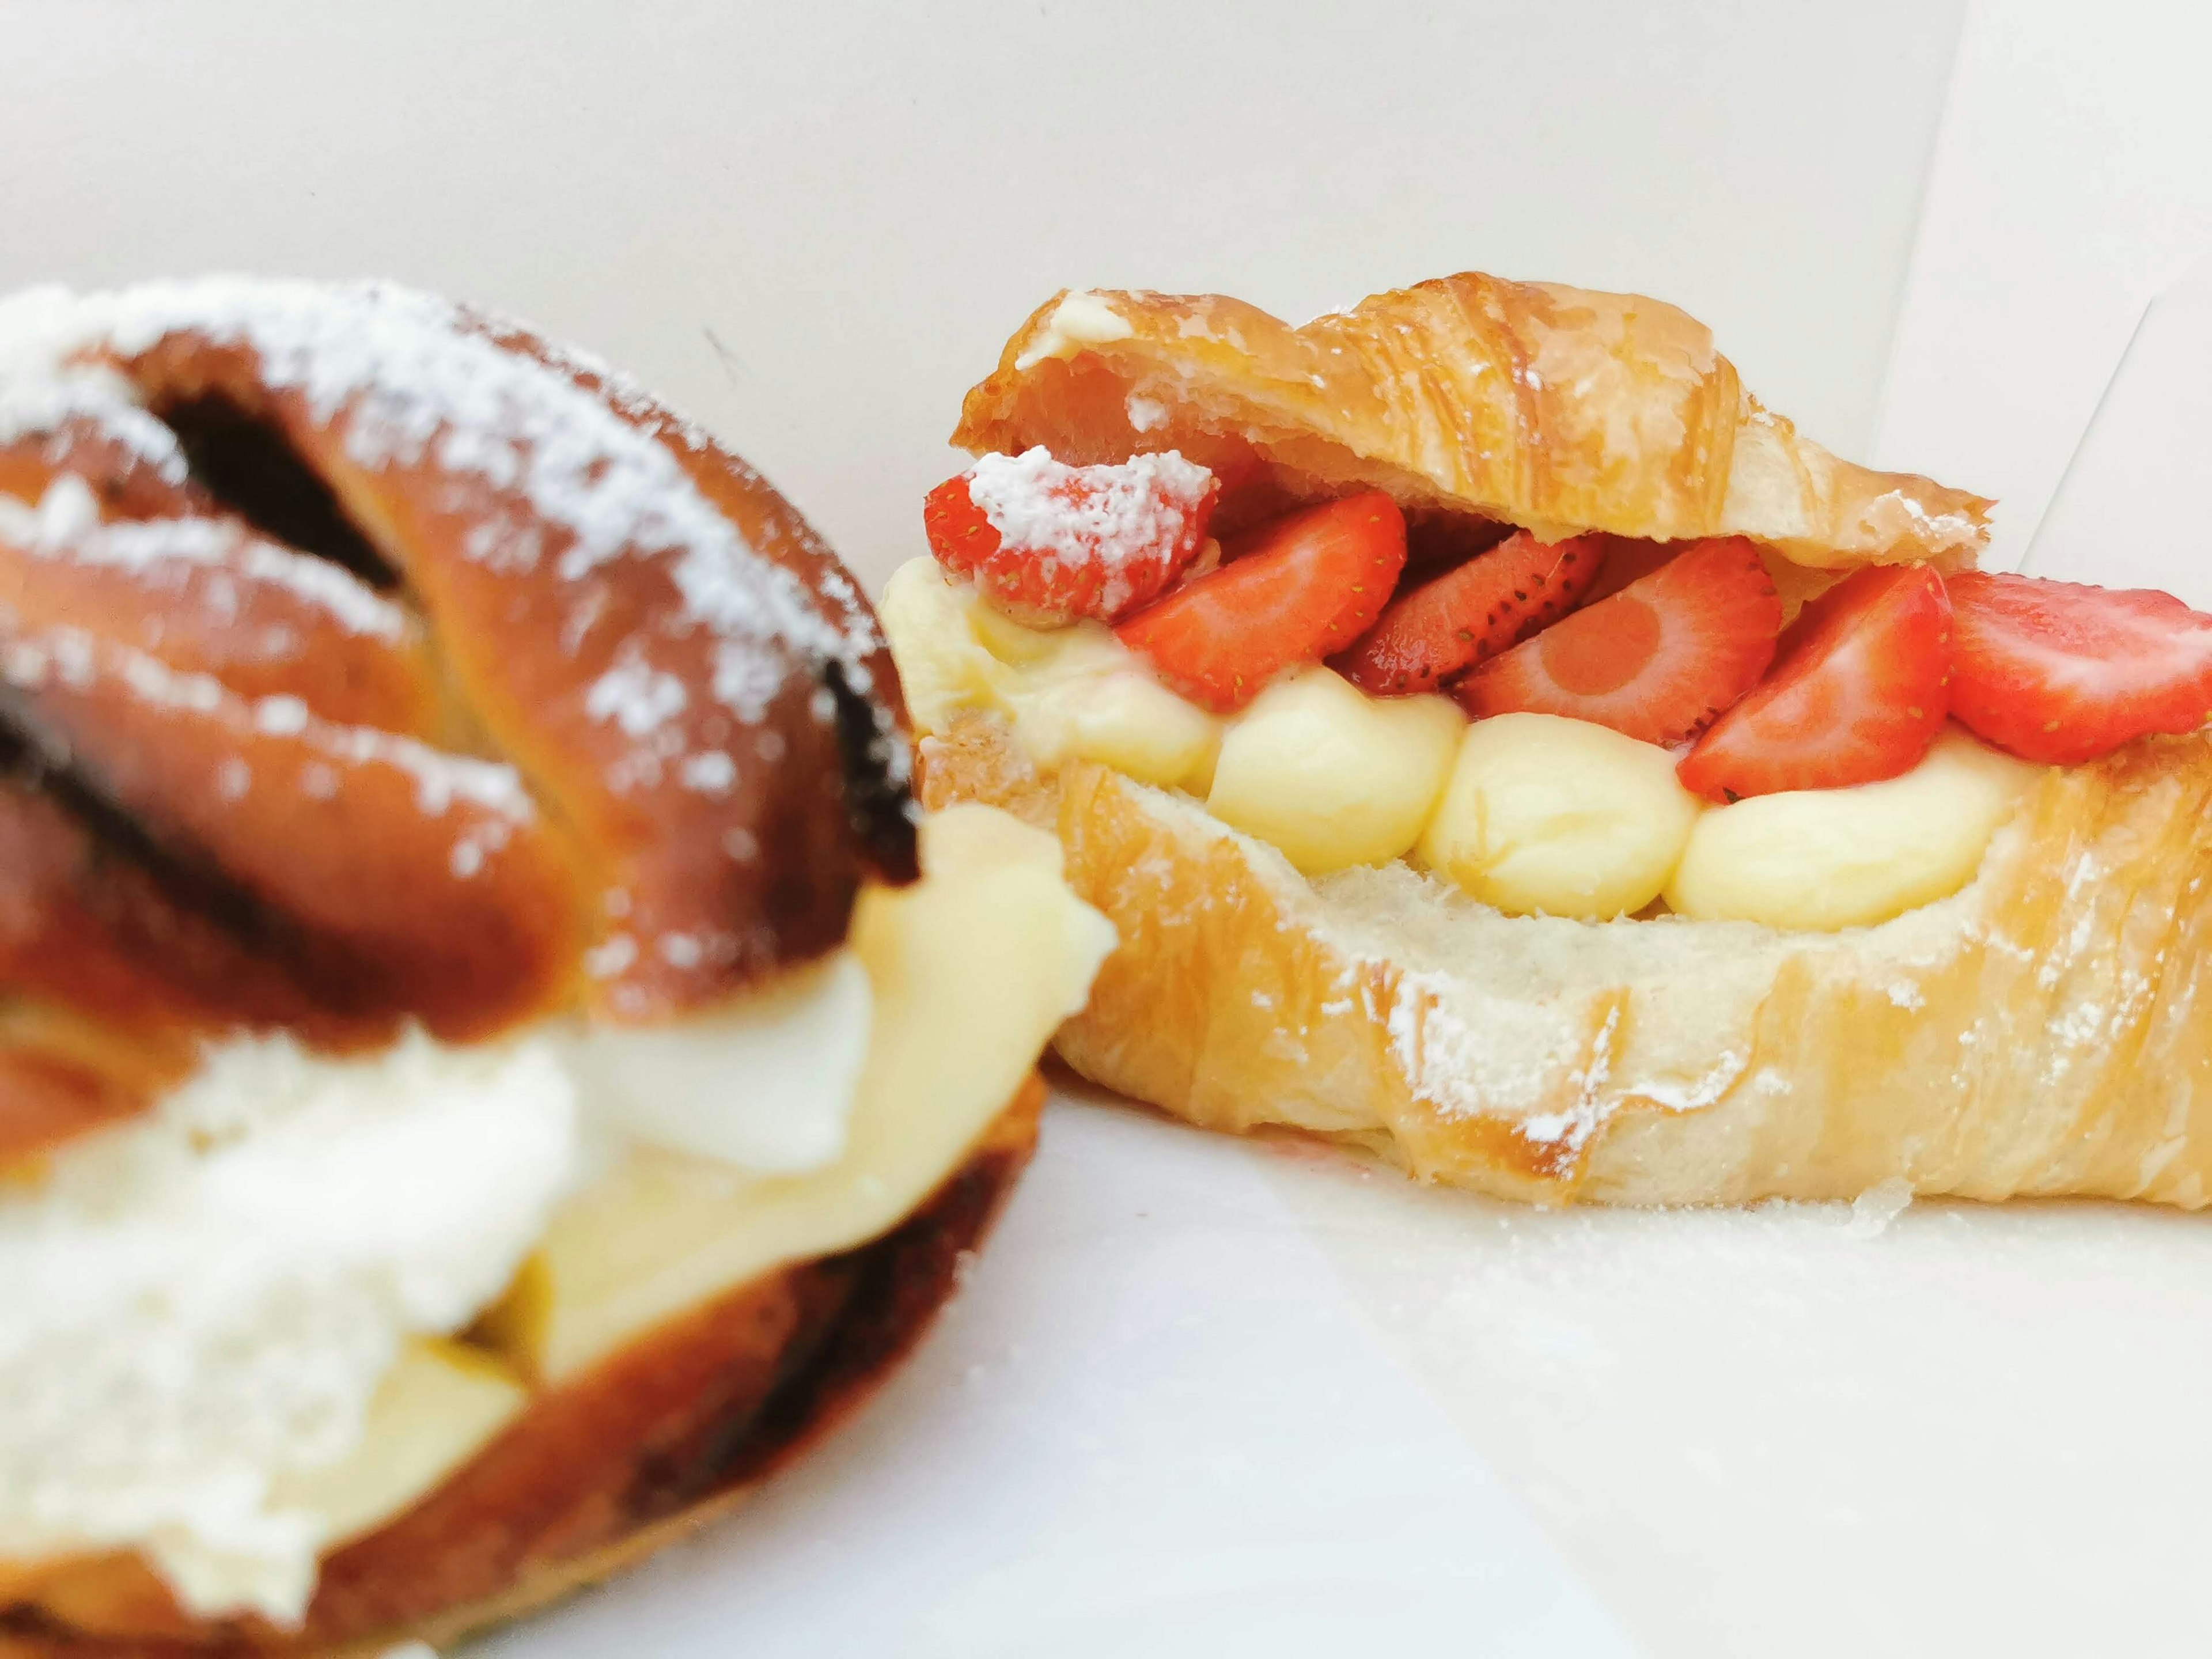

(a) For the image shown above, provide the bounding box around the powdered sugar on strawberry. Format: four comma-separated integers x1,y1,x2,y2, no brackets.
937,446,1215,623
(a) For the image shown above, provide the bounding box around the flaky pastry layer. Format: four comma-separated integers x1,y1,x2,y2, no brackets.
955,274,1990,566
911,267,2212,1209
927,718,2212,1208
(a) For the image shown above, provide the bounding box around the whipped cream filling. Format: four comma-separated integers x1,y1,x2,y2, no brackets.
0,953,874,1623
563,950,873,1173
0,1036,577,1622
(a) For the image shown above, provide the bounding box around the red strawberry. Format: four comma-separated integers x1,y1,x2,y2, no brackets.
1402,514,1518,570
1115,491,1408,711
923,447,1217,625
1677,563,1952,801
1575,533,1682,607
1335,531,1604,696
1946,570,2212,764
1456,536,1782,744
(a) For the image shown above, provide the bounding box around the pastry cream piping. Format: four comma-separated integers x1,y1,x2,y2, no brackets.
882,555,2031,929
880,556,1220,791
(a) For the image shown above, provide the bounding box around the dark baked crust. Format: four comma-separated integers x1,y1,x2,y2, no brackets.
0,1074,1043,1656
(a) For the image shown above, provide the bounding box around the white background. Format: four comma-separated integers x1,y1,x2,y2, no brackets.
1,0,1960,593
14,3,2212,1655
1875,1,2212,573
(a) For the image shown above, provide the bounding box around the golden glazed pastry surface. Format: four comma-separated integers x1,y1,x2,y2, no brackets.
956,274,1990,565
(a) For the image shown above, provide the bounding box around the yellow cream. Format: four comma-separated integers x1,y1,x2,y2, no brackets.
268,1338,527,1549
881,557,1219,791
881,556,2032,934
481,804,1117,1383
1417,713,1703,919
1207,666,1461,874
6,800,1112,1623
1012,290,1135,371
1667,728,2038,930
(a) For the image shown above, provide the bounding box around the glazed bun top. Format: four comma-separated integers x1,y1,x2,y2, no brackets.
0,278,916,1158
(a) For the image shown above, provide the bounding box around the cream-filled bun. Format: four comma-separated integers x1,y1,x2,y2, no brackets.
0,280,1111,1654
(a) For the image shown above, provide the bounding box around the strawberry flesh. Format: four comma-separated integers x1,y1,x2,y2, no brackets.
1335,531,1603,696
1455,536,1781,744
1677,563,1952,801
1115,491,1408,712
1573,533,1681,607
1946,571,2212,764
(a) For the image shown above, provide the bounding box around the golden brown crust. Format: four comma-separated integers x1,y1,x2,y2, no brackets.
0,279,919,1153
925,716,2212,1209
0,780,365,1170
953,274,1990,566
0,1074,1043,1656
0,284,1031,1656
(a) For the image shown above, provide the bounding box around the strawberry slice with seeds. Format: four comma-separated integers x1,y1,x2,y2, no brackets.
1456,536,1782,744
1335,531,1603,696
1115,491,1408,712
923,446,1217,625
1677,563,1952,801
1946,570,2212,764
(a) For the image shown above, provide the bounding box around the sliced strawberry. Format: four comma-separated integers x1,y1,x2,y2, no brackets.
1334,531,1603,696
1456,536,1782,744
1402,513,1518,570
1575,533,1682,607
1115,491,1407,711
923,446,1217,625
1677,563,1952,801
1946,570,2212,764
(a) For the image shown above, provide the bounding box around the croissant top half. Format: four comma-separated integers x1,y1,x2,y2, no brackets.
953,272,1990,570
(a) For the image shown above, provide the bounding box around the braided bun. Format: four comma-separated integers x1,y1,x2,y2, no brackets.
0,279,914,1162
0,282,1110,1654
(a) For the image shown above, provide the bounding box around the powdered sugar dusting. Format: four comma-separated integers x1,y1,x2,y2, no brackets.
1843,1176,1914,1238
1517,1002,1619,1157
0,627,534,824
0,477,407,642
965,446,1214,618
0,362,190,484
1382,959,1752,1181
0,278,879,737
680,751,737,795
0,473,99,544
1382,968,1592,1129
584,654,689,740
